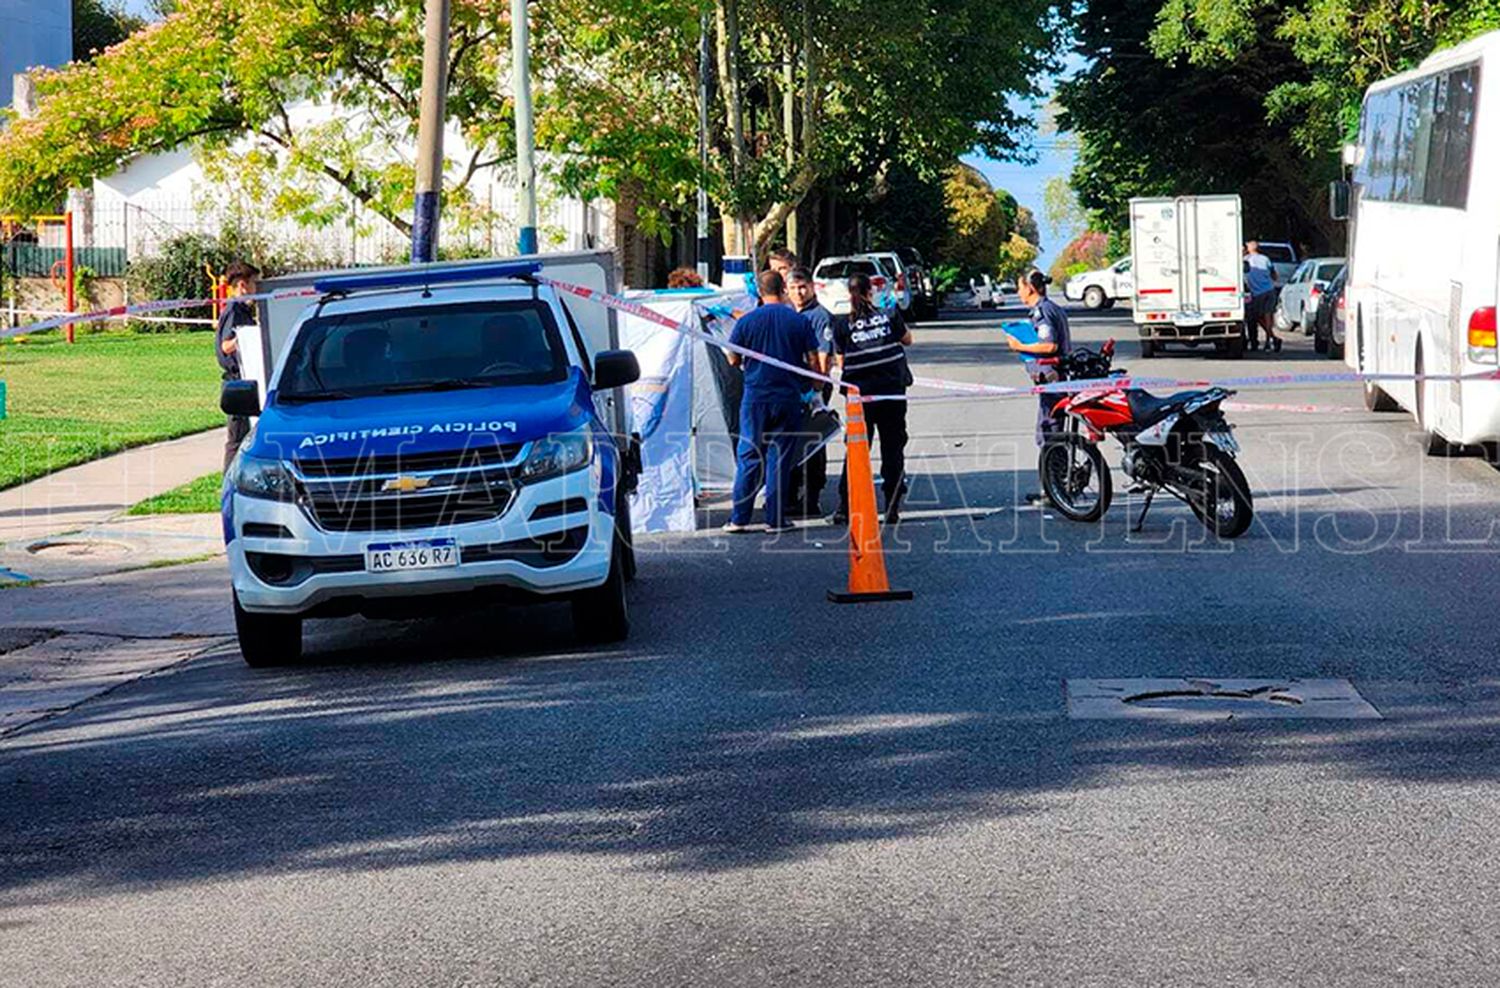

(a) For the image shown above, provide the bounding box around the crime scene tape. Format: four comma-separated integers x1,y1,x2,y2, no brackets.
0,287,324,341
7,273,1498,409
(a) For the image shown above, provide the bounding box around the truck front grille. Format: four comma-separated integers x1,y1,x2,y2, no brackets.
294,444,525,479
300,480,513,532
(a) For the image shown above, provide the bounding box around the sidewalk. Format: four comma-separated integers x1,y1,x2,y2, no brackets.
0,428,224,545
0,428,225,584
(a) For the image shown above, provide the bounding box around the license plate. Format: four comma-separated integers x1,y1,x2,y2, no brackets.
364,539,458,572
1206,431,1240,454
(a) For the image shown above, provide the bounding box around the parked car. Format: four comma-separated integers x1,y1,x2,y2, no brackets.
1275,257,1345,332
865,251,913,312
813,255,890,315
1063,257,1133,310
890,247,935,317
1256,241,1300,284
1311,266,1348,359
968,275,996,308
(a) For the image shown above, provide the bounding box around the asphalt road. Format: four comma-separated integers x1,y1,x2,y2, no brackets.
6,302,1500,986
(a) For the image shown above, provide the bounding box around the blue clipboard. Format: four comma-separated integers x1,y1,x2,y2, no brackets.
1002,319,1042,370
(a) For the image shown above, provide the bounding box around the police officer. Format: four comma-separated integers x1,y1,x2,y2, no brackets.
1004,269,1072,445
1004,269,1072,503
784,265,835,518
833,272,912,525
215,260,260,471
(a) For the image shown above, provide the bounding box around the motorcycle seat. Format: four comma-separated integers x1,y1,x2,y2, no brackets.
1127,390,1203,426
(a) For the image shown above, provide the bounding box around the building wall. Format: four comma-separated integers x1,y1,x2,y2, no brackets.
0,0,70,111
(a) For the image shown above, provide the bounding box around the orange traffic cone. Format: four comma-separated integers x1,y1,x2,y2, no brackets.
828,390,913,604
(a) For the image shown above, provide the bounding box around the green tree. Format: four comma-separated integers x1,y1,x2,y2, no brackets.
1042,175,1088,250
1056,0,1340,249
1151,0,1500,154
939,164,1012,277
1,0,516,234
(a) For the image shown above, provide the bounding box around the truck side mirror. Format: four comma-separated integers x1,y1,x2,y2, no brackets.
1329,180,1351,221
592,349,641,390
220,379,261,417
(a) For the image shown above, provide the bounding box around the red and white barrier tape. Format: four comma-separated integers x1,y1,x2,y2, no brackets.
0,287,322,341
7,273,1497,414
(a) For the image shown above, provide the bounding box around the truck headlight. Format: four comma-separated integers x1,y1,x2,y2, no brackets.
233,454,299,502
519,431,593,482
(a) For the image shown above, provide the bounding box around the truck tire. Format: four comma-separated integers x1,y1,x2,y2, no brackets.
1139,339,1156,359
1083,286,1106,310
233,591,302,667
1225,336,1245,360
573,538,630,644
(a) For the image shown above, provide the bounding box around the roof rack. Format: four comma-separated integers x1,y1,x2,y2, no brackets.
313,260,543,295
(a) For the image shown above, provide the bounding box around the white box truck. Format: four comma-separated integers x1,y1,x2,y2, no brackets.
1129,195,1246,358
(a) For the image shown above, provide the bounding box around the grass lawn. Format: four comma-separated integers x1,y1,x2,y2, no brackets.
0,330,223,490
126,471,224,515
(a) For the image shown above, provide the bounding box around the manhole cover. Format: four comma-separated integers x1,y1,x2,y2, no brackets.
27,539,134,560
1066,678,1381,721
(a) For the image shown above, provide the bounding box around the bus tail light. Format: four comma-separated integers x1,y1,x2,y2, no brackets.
1468,307,1498,363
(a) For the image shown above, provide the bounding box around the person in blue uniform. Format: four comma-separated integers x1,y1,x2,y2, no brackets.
832,272,913,525
724,269,822,534
1004,269,1072,448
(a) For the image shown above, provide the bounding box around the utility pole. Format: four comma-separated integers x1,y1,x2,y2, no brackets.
696,11,712,281
512,0,538,255
411,0,451,263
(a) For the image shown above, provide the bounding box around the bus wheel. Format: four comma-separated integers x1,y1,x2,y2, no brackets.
1415,345,1461,457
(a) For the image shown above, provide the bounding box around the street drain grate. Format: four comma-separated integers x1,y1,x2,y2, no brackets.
1066,678,1381,721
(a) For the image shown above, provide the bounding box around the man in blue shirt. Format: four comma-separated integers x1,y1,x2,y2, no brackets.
1244,240,1281,352
724,270,821,533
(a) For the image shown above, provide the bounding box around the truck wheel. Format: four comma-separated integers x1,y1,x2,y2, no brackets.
1328,332,1344,360
1362,382,1398,412
1313,330,1329,354
1226,337,1245,360
1083,286,1106,310
573,540,630,644
1139,339,1156,358
233,591,301,667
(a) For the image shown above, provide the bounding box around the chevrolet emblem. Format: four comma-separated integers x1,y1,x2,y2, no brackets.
382,475,431,493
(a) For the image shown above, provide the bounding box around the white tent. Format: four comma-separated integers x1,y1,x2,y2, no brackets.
620,288,754,533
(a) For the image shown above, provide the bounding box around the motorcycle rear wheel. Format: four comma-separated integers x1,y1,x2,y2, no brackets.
1187,446,1254,538
1039,436,1112,522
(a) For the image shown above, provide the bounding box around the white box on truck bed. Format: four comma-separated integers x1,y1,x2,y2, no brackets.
1130,195,1246,357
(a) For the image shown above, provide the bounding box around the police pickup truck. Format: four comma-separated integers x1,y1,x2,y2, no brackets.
219,259,641,666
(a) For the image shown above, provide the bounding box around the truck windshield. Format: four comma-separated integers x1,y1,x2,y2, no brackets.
277,300,569,401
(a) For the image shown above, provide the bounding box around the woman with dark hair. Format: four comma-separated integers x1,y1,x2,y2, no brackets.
830,272,913,524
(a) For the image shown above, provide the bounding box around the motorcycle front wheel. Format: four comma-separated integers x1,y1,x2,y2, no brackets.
1186,446,1254,538
1039,435,1112,522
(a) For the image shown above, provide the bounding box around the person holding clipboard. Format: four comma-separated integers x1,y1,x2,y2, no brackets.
1002,269,1072,448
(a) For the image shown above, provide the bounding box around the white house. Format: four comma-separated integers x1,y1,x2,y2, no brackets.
0,0,70,112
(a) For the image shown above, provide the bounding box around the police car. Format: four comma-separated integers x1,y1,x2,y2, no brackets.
219,260,641,666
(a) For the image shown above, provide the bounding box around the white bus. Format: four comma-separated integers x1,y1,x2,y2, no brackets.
1343,30,1500,454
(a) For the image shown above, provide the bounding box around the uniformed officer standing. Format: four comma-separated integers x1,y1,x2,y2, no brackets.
1003,269,1072,448
784,265,835,518
833,272,913,525
215,261,260,471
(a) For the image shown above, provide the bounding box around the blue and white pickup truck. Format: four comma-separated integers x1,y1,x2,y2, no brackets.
220,258,641,666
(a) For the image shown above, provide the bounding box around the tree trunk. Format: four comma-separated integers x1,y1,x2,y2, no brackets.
715,0,749,259
782,37,797,255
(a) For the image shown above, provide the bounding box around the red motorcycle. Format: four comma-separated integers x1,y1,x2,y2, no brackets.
1036,341,1254,538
